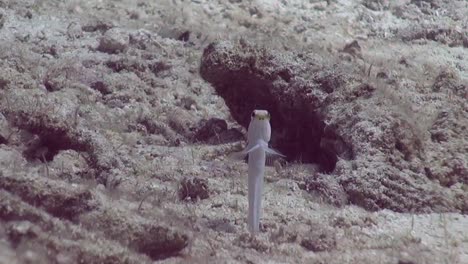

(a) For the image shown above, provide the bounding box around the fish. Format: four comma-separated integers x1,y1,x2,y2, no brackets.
230,109,285,234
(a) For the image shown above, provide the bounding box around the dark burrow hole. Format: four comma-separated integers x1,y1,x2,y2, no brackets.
265,109,341,173
2,110,90,163
23,139,60,162
199,46,357,173
214,75,345,173
0,134,7,145
22,132,86,163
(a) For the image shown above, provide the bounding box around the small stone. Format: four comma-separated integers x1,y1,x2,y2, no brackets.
193,118,228,142
97,28,129,54
341,40,362,59
129,29,152,49
134,225,188,260
294,24,307,34
6,221,38,246
0,113,8,144
300,228,336,252
179,177,209,201
67,22,83,39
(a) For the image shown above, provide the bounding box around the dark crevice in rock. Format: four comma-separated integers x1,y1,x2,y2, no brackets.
0,134,7,145
4,109,120,185
200,42,342,172
8,111,88,162
0,176,95,222
133,226,188,260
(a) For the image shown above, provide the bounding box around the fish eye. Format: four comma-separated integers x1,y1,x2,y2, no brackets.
251,111,256,118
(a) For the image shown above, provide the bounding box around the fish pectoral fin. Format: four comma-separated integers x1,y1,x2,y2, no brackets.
228,142,285,161
228,143,262,161
264,146,286,158
244,143,262,154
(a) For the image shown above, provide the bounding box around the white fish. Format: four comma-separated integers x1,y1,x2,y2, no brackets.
230,110,285,234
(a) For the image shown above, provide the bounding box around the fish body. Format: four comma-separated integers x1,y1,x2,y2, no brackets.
247,142,265,233
230,110,284,234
